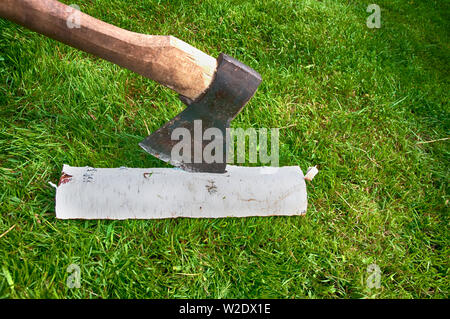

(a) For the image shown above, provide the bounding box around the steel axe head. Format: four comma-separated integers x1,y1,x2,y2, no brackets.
139,53,262,173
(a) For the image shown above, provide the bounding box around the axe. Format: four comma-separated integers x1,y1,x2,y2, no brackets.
0,0,262,173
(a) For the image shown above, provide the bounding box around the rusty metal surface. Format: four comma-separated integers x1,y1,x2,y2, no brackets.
139,53,262,173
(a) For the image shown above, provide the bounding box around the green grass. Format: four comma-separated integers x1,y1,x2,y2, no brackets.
0,0,448,298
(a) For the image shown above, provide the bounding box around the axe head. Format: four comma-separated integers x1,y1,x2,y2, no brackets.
139,53,262,173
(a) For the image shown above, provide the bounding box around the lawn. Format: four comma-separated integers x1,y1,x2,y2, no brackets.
0,0,448,298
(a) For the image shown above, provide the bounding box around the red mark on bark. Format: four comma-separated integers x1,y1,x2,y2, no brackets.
58,172,73,186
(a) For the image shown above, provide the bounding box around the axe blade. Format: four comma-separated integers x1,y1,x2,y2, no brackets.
139,53,262,173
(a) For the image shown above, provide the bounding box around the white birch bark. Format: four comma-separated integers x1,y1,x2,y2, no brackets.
55,165,307,219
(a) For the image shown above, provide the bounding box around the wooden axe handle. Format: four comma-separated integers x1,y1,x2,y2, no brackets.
0,0,217,100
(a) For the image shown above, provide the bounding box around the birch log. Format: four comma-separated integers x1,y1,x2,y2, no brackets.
55,165,308,219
